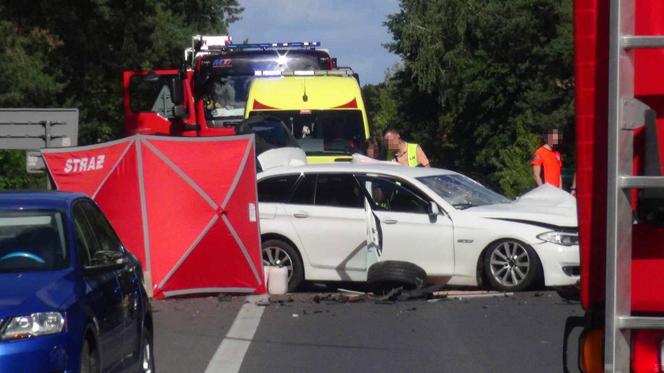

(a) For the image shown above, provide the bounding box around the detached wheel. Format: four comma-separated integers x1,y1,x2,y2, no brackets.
367,261,426,293
262,239,304,291
140,326,155,373
484,239,541,292
80,337,99,373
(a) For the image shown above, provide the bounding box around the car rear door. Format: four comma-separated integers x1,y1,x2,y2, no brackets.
284,173,368,280
73,202,125,371
359,175,455,276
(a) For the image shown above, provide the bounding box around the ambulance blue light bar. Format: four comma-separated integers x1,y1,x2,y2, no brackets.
226,41,321,50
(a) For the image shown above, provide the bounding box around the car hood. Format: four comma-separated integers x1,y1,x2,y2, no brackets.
0,270,75,318
463,184,577,228
257,147,307,171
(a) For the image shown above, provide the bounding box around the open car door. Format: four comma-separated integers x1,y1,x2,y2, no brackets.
362,179,382,269
123,70,188,136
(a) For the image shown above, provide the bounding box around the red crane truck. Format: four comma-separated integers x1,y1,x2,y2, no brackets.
573,0,664,371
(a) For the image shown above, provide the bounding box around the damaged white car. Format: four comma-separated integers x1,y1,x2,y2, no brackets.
257,164,579,292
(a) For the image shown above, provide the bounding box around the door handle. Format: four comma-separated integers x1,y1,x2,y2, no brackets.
383,219,398,224
293,212,309,218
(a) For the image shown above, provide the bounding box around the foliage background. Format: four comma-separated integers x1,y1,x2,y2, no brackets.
0,0,573,197
363,0,574,197
0,0,242,188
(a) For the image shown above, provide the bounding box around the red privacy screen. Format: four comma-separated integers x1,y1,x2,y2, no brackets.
43,135,265,298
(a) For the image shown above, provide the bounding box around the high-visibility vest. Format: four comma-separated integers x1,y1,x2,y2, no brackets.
387,142,419,167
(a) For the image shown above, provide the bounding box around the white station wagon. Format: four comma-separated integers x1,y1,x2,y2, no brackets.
257,163,579,292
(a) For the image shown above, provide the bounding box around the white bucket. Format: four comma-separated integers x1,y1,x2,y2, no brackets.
268,266,288,295
263,265,271,287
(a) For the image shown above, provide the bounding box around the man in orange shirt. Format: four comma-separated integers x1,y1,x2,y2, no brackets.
531,128,563,188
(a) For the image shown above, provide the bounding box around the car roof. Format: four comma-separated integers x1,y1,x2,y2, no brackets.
0,191,87,210
258,163,458,179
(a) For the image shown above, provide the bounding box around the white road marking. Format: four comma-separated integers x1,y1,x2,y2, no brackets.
205,294,268,373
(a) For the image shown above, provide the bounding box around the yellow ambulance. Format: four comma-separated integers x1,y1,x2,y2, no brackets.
244,70,370,163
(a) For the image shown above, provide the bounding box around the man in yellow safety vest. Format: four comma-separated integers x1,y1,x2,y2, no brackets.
383,128,430,167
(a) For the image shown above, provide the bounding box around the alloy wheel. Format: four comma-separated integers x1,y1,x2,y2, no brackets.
489,241,531,288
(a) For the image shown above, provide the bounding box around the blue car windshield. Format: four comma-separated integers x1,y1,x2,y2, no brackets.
0,210,68,273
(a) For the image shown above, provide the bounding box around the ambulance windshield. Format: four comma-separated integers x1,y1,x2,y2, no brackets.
248,110,366,156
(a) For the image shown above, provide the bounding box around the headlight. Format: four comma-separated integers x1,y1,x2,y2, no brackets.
537,231,579,246
1,312,65,341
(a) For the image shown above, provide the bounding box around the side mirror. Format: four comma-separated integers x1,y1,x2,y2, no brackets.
172,105,187,119
428,201,441,216
84,250,127,274
171,76,184,105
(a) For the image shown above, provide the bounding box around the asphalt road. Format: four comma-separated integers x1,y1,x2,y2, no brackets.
154,290,583,373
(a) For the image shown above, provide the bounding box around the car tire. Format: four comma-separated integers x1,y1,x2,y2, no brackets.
367,261,426,293
80,337,99,373
262,239,304,292
484,239,542,292
139,325,155,373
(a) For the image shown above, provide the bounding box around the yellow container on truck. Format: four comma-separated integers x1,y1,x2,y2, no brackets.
244,72,370,163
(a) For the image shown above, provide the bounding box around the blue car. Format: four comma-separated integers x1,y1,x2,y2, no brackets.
0,192,154,372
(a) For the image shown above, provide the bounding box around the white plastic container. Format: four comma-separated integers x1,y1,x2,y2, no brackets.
263,265,271,288
268,266,288,295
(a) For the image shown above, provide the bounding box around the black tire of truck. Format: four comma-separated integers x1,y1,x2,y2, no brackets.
367,261,427,294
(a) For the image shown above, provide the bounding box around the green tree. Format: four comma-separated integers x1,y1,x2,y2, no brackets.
0,0,242,189
362,66,403,156
384,0,573,196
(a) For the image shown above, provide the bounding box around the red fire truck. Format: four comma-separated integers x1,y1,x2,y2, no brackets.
573,0,664,371
123,35,337,137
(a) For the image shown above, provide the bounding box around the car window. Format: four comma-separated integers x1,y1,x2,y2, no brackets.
315,174,364,208
73,203,96,266
0,210,68,272
290,174,316,205
80,202,123,254
258,175,299,203
362,176,430,214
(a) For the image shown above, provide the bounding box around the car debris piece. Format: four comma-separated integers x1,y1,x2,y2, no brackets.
313,293,367,304
433,290,513,299
337,288,366,295
256,300,271,307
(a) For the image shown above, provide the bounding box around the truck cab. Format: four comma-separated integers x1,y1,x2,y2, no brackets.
123,36,337,137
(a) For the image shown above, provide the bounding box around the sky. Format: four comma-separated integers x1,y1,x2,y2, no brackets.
229,0,401,85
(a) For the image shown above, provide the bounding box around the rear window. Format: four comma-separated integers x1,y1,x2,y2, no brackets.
315,174,364,208
0,210,68,273
258,175,299,203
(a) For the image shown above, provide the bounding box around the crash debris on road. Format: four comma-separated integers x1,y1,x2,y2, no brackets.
232,286,514,307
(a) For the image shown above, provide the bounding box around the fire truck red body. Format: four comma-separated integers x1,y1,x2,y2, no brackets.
123,37,336,138
575,0,664,371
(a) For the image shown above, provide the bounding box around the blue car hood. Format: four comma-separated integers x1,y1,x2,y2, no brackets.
0,270,75,319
